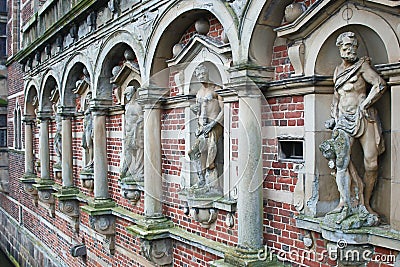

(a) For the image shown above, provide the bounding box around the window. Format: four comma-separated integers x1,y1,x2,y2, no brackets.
13,104,22,149
278,139,304,161
0,114,6,147
0,23,5,58
0,0,6,13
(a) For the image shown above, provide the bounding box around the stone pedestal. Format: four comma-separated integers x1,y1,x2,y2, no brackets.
81,200,116,255
80,172,94,192
19,175,39,206
33,181,56,217
55,187,80,232
120,180,143,205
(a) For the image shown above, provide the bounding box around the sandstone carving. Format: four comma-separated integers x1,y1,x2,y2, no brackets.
320,32,386,229
120,86,144,182
188,63,224,193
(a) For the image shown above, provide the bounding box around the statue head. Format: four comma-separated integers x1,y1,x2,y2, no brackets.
336,32,358,63
124,86,136,102
194,63,210,83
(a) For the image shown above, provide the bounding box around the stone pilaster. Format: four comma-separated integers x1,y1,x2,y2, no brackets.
143,104,163,218
237,92,263,250
37,112,51,181
61,112,74,187
22,115,35,177
92,108,110,200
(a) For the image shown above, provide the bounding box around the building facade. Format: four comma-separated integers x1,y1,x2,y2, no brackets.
1,0,400,266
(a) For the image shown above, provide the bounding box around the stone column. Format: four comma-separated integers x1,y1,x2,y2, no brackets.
143,104,163,218
237,92,263,250
391,77,400,231
61,115,73,187
93,109,109,200
38,114,51,180
23,116,35,175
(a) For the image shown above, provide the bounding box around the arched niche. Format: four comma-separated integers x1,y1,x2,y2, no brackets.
189,61,223,95
63,62,89,109
245,0,293,66
24,83,39,116
96,42,134,101
315,25,388,76
40,75,58,114
146,2,239,84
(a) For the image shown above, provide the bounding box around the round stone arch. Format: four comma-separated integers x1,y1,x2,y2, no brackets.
39,70,61,113
145,1,239,83
306,5,399,76
240,0,292,66
61,53,93,108
24,80,39,116
93,30,143,101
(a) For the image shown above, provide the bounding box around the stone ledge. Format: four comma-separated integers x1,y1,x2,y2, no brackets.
296,215,400,251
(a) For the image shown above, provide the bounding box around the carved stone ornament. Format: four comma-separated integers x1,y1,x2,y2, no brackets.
59,200,80,232
190,208,218,229
80,172,94,192
187,63,224,197
120,181,143,205
319,32,386,229
37,188,56,217
141,239,173,266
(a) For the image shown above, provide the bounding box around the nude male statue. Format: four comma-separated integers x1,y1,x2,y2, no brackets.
188,63,224,188
324,32,386,216
120,85,144,181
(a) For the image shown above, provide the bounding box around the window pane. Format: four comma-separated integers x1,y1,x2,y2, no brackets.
0,129,6,147
0,115,5,127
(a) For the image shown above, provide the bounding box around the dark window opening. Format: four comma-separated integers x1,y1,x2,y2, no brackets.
279,140,304,161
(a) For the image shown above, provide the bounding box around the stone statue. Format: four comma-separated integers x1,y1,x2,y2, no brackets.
53,103,62,169
120,86,144,182
188,63,224,190
321,32,386,228
82,92,94,172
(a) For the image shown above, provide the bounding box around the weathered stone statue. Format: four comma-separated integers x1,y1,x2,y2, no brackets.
188,63,224,191
53,103,62,169
120,86,144,182
82,92,94,172
320,32,386,228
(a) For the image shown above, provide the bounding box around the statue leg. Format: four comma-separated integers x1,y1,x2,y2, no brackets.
359,123,379,215
329,130,352,214
188,138,206,186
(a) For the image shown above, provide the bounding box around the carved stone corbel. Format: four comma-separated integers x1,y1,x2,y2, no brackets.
20,177,38,206
288,41,305,77
190,208,218,229
141,239,173,266
120,181,143,205
59,199,80,232
80,172,94,192
89,215,116,254
36,186,56,217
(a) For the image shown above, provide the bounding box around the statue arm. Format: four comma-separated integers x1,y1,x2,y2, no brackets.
360,62,386,111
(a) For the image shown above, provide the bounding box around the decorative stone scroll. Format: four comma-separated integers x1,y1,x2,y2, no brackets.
319,32,386,229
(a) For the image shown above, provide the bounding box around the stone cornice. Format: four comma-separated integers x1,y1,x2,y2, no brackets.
262,75,334,98
7,0,99,66
275,0,400,40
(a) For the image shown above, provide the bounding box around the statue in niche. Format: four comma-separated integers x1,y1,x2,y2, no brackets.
53,102,62,169
82,92,94,172
188,63,224,193
120,86,144,182
320,32,386,229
